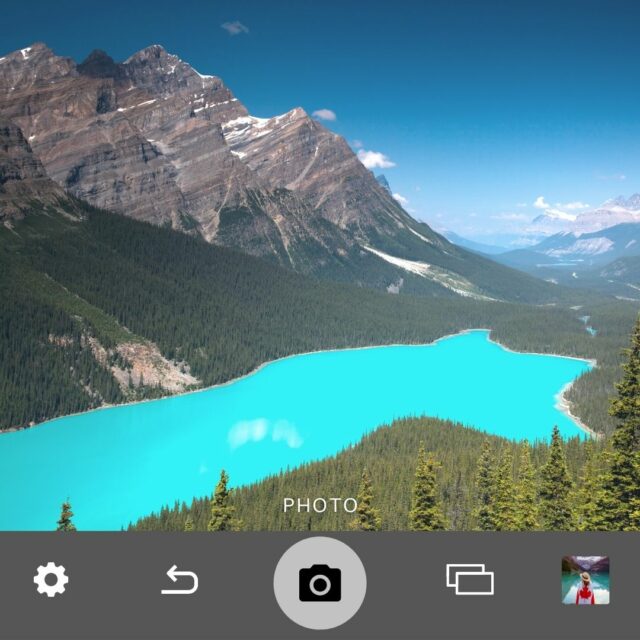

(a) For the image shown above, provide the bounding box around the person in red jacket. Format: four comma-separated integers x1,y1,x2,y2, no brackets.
575,572,596,605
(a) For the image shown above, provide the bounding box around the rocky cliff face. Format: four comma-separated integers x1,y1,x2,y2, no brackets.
0,118,76,223
221,107,449,252
0,43,362,271
0,42,557,301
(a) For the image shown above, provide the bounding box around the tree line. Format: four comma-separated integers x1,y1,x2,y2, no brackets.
2,201,637,433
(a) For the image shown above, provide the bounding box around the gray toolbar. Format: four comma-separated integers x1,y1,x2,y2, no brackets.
0,532,635,640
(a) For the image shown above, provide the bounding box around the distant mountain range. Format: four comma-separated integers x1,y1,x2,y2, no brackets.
528,194,640,237
497,223,640,269
487,222,640,299
442,231,508,255
0,42,563,303
562,556,610,574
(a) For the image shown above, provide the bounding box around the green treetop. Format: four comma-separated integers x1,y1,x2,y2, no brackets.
184,515,195,532
208,470,243,531
515,441,539,531
473,440,496,531
492,448,518,531
56,499,76,532
349,468,382,531
408,443,447,531
576,440,606,531
601,315,640,531
538,426,574,530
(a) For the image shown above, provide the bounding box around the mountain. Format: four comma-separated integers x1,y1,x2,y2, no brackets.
491,227,640,299
562,556,610,574
566,255,640,300
536,224,640,264
443,231,508,255
0,42,565,303
528,194,640,237
495,223,640,285
0,118,80,223
375,174,392,193
602,194,640,211
0,44,351,272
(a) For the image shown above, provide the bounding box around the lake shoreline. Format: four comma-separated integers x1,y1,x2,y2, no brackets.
3,328,596,437
556,382,600,439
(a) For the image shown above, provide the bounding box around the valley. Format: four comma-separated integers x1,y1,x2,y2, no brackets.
0,39,638,534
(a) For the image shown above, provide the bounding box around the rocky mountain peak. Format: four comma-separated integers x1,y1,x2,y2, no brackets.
625,193,640,210
0,42,76,90
375,174,392,194
3,42,54,61
125,43,170,62
602,194,640,211
0,40,544,302
77,49,126,81
123,44,221,95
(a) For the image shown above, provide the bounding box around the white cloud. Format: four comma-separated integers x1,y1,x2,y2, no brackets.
221,21,249,36
534,196,550,209
392,193,409,206
357,149,396,169
312,109,336,122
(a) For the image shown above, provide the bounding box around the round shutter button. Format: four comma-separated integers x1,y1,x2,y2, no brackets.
273,536,367,630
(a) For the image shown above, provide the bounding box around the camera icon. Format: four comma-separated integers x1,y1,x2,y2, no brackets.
299,564,342,602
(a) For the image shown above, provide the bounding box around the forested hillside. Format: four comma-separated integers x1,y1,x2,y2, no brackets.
1,201,637,432
130,417,594,531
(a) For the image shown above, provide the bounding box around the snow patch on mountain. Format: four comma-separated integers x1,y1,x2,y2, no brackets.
406,225,434,245
362,246,495,300
363,245,431,276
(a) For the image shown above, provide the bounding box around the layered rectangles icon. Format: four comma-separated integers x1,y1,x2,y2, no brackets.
446,564,495,596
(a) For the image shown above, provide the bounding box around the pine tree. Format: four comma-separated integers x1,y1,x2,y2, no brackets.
448,470,468,530
408,443,447,531
184,515,194,532
599,316,640,531
492,448,518,531
208,470,242,531
56,499,76,532
349,468,381,531
473,440,495,530
515,441,538,530
575,439,599,530
539,426,574,530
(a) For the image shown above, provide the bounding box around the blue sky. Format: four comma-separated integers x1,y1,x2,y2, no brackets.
3,0,640,243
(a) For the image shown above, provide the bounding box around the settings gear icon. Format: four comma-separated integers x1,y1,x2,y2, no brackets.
33,562,69,597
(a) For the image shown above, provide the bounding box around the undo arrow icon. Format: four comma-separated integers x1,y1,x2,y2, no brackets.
161,564,199,595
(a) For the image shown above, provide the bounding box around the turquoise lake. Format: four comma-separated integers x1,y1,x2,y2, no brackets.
0,330,593,530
